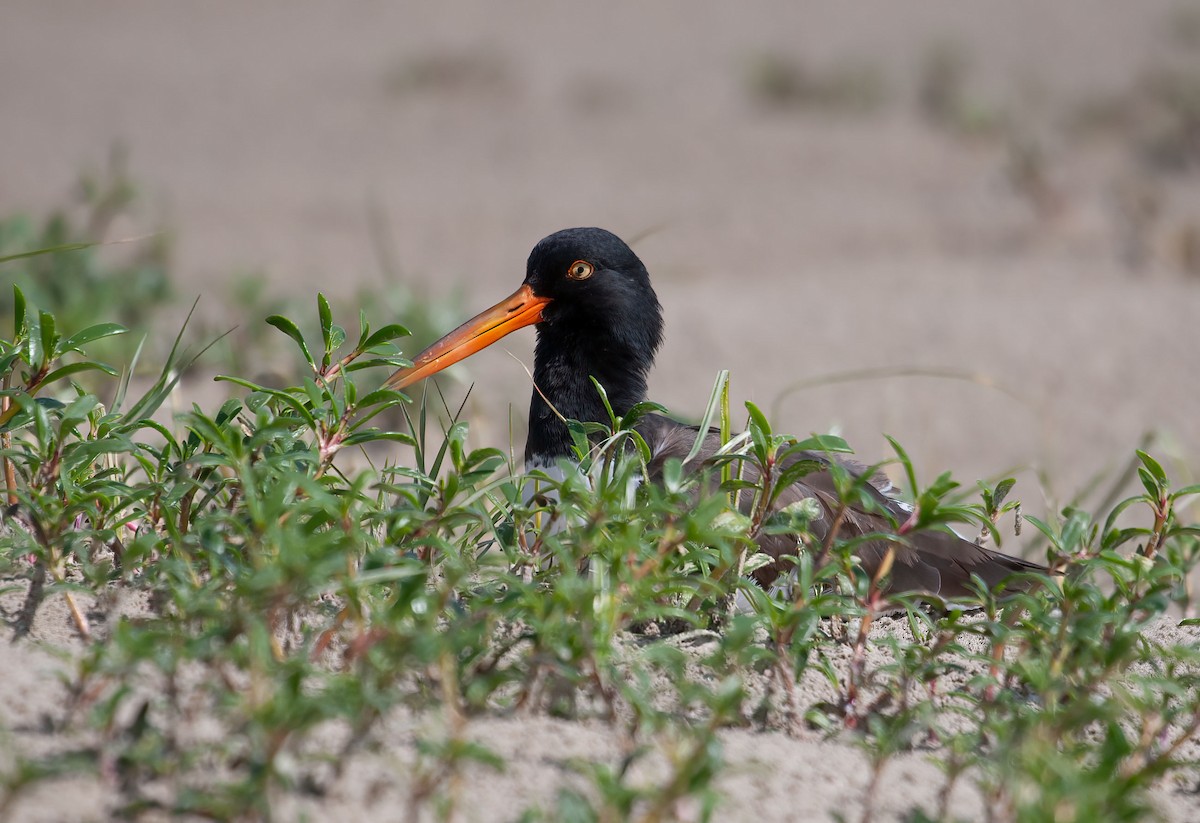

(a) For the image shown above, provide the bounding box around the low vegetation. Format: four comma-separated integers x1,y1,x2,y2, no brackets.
0,243,1197,821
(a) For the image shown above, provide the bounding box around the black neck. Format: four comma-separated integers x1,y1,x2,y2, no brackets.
525,328,652,464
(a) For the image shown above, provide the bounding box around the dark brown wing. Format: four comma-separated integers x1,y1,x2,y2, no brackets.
636,414,1043,600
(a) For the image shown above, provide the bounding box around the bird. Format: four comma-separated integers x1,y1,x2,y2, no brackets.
382,227,1044,599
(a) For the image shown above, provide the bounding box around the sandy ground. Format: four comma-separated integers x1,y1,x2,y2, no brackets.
2,588,1198,822
3,1,1200,820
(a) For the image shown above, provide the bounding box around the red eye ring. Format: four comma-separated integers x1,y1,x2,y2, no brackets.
567,260,594,280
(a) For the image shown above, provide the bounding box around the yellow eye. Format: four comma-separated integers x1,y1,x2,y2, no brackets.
567,260,594,280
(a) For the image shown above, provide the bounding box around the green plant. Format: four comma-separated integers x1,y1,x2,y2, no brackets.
0,282,1197,823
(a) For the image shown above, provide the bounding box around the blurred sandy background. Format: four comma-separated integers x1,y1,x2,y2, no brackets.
3,0,1200,513
5,4,1200,822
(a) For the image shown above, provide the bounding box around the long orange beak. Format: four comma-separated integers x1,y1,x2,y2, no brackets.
383,283,551,391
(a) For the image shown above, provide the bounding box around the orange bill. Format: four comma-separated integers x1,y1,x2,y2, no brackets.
383,283,551,391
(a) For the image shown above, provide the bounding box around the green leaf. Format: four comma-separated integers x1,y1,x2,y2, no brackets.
61,322,128,352
684,369,728,465
1136,450,1167,486
623,428,653,465
12,284,25,337
885,434,918,501
356,309,370,349
318,294,338,369
38,310,57,364
1059,507,1091,552
745,401,772,462
1170,483,1200,501
303,377,325,410
352,565,429,586
266,315,314,367
113,298,220,429
713,509,752,534
360,323,411,351
567,419,591,461
1137,467,1161,499
1101,494,1149,544
25,308,43,369
328,324,346,353
589,376,618,429
620,400,667,430
1023,515,1059,547
212,374,272,394
343,431,416,447
318,293,333,343
355,388,409,408
762,497,822,534
745,401,771,439
775,458,826,493
742,551,777,574
789,433,852,454
58,393,101,425
992,478,1016,509
213,379,315,427
0,241,93,265
346,355,409,373
42,361,119,386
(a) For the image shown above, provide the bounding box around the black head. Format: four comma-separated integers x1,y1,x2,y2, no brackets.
382,227,664,462
525,228,654,302
522,228,663,459
524,227,663,379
